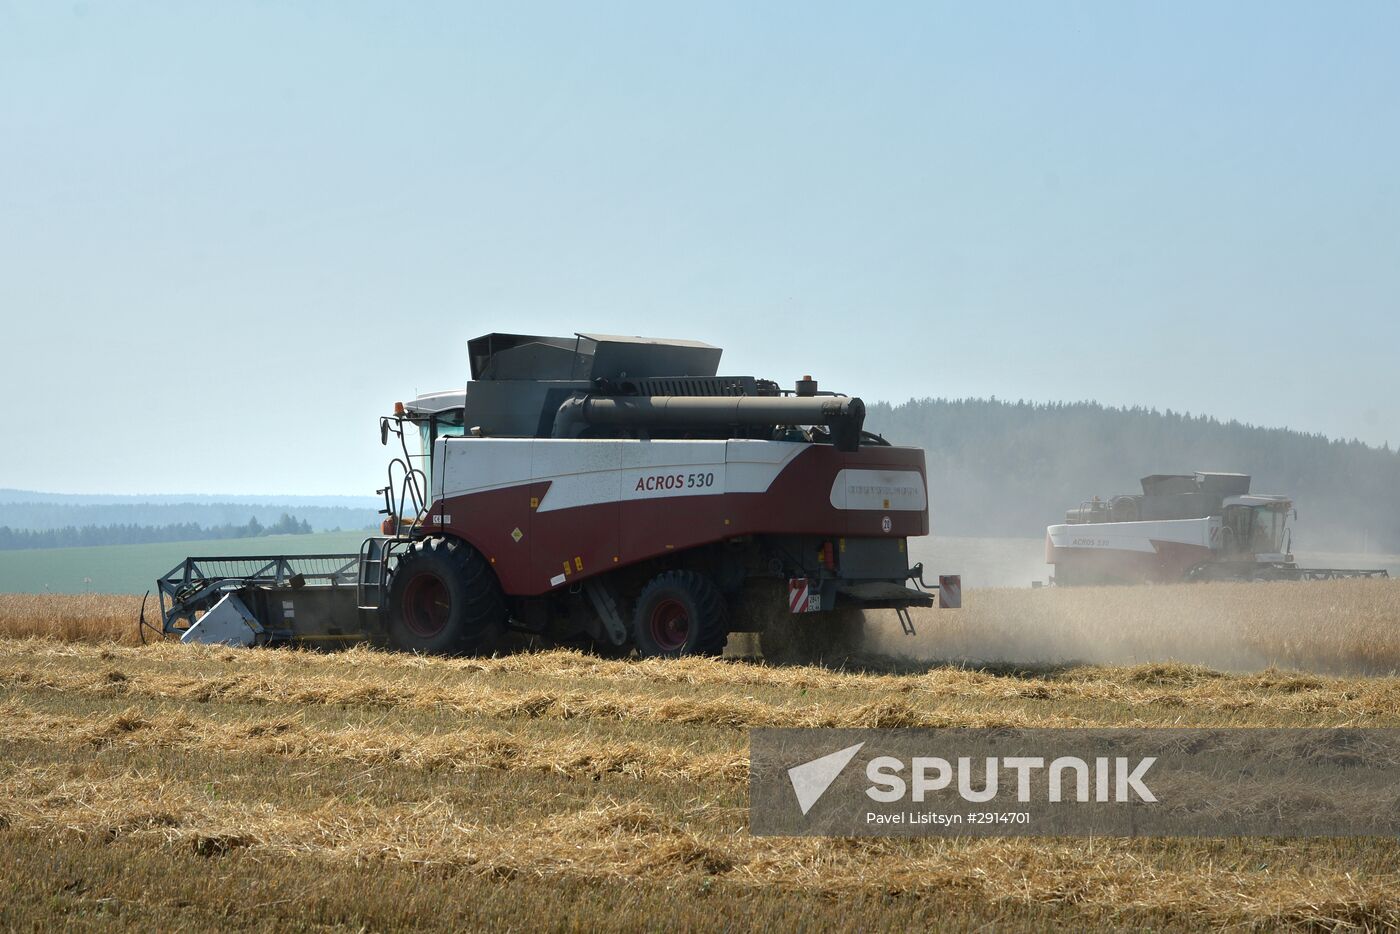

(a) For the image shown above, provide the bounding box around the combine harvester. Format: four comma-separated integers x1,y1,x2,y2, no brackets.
145,332,957,658
1045,471,1389,585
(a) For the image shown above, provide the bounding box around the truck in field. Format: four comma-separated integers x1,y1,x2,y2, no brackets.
1045,471,1388,585
148,332,955,659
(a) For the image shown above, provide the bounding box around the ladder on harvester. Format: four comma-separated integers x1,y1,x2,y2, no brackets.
357,537,391,610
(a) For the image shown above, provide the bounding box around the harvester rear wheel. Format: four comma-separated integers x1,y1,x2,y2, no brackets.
631,570,728,658
386,538,506,655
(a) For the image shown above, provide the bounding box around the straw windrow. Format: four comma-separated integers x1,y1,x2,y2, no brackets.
4,590,1400,929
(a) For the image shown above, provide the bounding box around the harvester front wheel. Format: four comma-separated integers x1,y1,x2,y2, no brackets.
631,570,728,658
386,538,506,655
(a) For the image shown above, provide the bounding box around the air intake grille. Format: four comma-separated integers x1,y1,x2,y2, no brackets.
617,376,763,397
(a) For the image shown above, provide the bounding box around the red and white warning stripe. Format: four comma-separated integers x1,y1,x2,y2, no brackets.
938,574,962,609
791,577,824,614
788,578,809,613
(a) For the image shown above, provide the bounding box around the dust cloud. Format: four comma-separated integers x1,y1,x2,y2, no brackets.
855,579,1400,677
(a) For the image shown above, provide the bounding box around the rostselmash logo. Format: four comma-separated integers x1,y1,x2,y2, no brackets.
788,747,1157,813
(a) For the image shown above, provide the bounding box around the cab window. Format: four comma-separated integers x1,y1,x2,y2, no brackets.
1249,506,1285,554
417,411,466,488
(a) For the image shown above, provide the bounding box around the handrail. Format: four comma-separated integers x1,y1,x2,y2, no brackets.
378,412,428,538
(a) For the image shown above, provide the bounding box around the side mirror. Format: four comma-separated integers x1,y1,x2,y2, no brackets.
380,418,390,446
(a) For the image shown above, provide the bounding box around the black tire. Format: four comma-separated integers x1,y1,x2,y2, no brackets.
631,570,728,658
385,538,507,655
761,607,865,666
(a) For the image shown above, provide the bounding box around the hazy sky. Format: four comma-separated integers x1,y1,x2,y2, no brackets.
2,1,1397,495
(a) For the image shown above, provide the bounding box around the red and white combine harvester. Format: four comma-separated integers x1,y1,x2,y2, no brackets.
148,332,957,658
1046,471,1388,585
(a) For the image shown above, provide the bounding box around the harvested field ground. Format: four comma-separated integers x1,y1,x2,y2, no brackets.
3,584,1400,930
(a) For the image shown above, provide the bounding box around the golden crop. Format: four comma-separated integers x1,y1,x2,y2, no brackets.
7,579,1400,675
0,593,145,645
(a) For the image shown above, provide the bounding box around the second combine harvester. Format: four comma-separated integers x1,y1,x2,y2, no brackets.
152,332,954,659
1046,471,1389,585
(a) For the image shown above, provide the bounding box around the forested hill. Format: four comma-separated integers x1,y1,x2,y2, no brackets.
865,399,1400,552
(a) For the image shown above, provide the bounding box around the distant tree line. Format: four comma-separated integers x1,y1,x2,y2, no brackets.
0,501,379,533
0,514,315,551
865,398,1400,553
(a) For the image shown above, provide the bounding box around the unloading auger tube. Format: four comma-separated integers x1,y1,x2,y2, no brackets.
554,394,866,451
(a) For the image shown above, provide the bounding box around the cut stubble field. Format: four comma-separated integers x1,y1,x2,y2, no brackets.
3,581,1400,930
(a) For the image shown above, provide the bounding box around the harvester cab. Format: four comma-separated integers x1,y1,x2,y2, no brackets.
149,331,958,660
376,390,467,537
1219,495,1293,560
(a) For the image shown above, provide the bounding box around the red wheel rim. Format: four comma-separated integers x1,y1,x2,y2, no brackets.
648,597,690,652
402,572,451,637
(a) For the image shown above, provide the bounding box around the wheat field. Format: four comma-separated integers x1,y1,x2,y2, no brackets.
8,578,1400,674
3,583,1400,930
